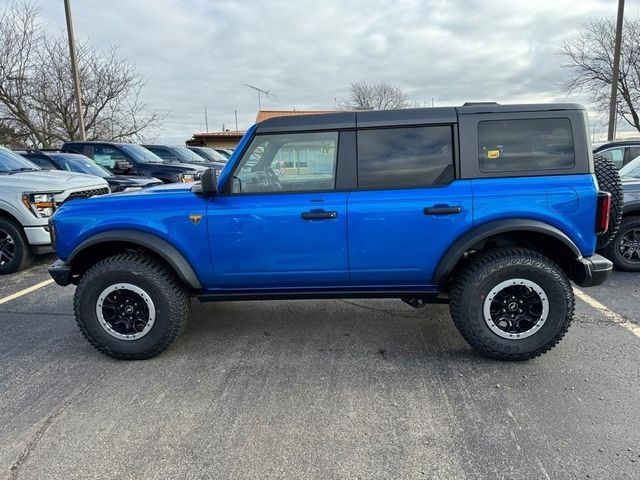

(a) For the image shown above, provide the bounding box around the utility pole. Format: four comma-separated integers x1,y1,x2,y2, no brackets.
607,0,625,141
64,0,86,141
234,110,238,131
204,106,209,132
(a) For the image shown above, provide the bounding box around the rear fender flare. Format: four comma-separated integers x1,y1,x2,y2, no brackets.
433,219,582,287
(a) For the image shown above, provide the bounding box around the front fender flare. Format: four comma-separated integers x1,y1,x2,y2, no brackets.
67,230,203,290
433,219,582,287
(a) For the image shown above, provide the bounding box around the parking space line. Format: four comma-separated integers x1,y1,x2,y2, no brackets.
0,279,54,306
574,287,640,338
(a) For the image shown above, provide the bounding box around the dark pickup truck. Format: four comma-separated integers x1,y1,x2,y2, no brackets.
62,141,205,184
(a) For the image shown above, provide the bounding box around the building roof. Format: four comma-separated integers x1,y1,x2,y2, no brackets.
256,110,335,123
190,130,246,139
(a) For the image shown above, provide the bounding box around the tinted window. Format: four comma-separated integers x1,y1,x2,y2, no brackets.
94,145,127,168
119,144,165,164
626,146,640,166
478,118,575,173
231,131,338,193
620,155,640,178
24,155,57,170
50,154,112,178
146,147,177,162
357,126,454,189
599,147,625,169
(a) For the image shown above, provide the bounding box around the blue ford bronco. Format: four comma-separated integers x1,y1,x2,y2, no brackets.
48,103,622,361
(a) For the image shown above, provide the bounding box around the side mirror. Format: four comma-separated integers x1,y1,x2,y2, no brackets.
115,160,132,171
198,168,218,196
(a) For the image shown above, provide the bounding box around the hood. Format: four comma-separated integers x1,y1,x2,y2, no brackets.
0,169,108,191
176,163,208,172
144,162,204,173
107,175,163,186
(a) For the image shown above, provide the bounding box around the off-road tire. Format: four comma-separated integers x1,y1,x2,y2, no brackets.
602,216,640,272
594,153,624,249
0,218,32,274
449,248,574,361
74,253,190,359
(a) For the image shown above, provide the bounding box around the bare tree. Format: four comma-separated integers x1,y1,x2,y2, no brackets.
339,81,409,110
0,0,162,147
560,18,640,133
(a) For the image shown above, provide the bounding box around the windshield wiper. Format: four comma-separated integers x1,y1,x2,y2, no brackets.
7,167,39,175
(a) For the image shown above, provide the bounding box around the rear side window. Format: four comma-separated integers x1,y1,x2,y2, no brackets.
357,126,454,189
478,118,575,173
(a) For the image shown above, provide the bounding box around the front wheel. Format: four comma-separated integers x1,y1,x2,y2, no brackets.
0,218,32,274
74,253,191,359
449,248,574,361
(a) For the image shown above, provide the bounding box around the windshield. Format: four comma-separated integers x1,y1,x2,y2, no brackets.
173,146,208,163
620,155,640,179
50,154,112,178
120,144,165,164
0,146,41,173
190,147,227,163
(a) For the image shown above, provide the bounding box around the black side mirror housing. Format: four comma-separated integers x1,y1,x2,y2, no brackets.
194,168,218,196
115,160,132,171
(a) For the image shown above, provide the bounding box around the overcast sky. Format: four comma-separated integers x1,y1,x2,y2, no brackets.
38,0,638,143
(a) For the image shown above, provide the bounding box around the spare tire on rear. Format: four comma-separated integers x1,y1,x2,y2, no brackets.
594,153,624,249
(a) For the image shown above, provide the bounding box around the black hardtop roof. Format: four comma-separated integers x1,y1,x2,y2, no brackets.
255,103,586,133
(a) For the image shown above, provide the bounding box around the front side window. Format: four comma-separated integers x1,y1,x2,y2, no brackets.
230,131,338,193
94,146,127,168
357,126,454,189
478,118,575,173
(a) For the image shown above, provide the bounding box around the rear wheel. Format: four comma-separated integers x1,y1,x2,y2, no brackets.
602,216,640,271
0,218,32,274
594,153,624,249
74,253,190,359
449,248,574,361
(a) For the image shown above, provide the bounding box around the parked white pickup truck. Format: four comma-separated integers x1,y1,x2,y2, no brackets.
0,146,110,274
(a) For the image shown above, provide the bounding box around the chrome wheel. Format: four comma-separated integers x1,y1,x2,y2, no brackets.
96,283,156,341
618,227,640,265
483,278,549,340
0,228,15,267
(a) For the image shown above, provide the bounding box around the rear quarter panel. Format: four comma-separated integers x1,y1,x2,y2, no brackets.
470,174,599,256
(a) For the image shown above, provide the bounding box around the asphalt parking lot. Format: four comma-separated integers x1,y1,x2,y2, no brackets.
1,257,639,480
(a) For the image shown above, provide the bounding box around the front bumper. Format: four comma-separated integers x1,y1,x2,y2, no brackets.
23,225,51,245
573,254,613,287
49,260,72,286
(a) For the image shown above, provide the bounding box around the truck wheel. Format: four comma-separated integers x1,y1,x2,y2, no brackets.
0,218,32,274
594,153,623,249
602,216,640,272
449,248,574,361
74,253,191,359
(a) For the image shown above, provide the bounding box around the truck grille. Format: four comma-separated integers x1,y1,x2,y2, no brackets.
65,187,110,201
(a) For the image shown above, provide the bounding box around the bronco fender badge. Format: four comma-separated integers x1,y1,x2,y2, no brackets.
189,214,202,225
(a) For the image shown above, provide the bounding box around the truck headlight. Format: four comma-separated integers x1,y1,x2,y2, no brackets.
22,192,59,218
180,173,196,183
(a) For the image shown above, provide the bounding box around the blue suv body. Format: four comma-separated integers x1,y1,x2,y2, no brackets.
49,103,617,361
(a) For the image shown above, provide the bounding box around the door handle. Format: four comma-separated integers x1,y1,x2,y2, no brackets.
424,206,462,215
301,211,338,220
